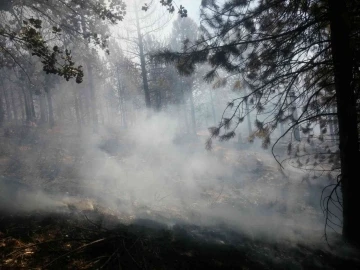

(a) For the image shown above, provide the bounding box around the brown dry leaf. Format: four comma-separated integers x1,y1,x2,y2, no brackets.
24,248,34,255
4,258,14,264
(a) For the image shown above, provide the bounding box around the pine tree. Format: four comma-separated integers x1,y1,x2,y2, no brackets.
155,0,360,246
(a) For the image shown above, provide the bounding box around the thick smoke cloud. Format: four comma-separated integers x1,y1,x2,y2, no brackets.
59,110,330,244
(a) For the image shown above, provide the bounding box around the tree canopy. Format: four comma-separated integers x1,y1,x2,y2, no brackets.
0,0,187,83
0,0,128,82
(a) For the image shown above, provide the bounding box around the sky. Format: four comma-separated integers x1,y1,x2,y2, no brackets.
108,0,203,58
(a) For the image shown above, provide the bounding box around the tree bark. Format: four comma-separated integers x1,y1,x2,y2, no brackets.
98,86,105,125
21,86,31,123
0,89,5,126
181,89,189,133
80,14,98,130
289,91,301,141
86,64,98,131
28,87,36,120
116,65,127,127
45,81,55,128
39,92,47,124
76,87,85,126
18,88,25,123
135,0,151,109
10,88,18,123
327,106,336,141
189,89,197,135
82,86,90,126
244,87,253,136
209,88,216,125
328,0,360,246
155,88,162,111
3,86,12,121
73,87,82,131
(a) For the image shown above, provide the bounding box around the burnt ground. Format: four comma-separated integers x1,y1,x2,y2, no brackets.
1,210,360,270
0,126,360,269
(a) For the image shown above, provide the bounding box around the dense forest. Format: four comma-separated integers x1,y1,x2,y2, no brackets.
0,0,359,269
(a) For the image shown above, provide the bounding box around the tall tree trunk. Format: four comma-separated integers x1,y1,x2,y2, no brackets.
189,89,196,135
80,14,98,130
21,86,31,123
10,88,18,123
87,64,98,131
116,65,126,127
39,93,47,124
135,0,151,109
100,104,105,125
122,96,128,128
3,86,12,121
332,105,339,141
183,103,189,134
105,99,110,125
153,63,162,111
205,104,209,127
155,88,162,111
19,88,25,123
244,87,253,136
0,90,5,126
56,99,63,124
289,91,301,141
82,87,90,126
176,103,182,130
209,88,216,125
45,82,55,128
28,87,36,120
73,87,82,131
77,88,85,126
98,87,105,125
328,0,360,246
328,106,336,141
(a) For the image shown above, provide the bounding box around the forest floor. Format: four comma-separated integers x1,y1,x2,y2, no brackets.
0,125,359,269
1,210,360,270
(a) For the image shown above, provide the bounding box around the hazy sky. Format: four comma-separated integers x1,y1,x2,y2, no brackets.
108,0,203,58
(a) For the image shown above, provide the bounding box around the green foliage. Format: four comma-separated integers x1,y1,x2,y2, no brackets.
0,0,128,82
19,20,84,83
154,0,359,155
0,0,187,83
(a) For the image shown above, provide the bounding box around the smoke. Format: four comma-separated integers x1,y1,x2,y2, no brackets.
78,112,229,212
59,110,330,244
0,176,64,212
0,108,339,245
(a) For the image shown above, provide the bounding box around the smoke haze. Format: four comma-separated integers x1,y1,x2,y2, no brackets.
0,110,335,246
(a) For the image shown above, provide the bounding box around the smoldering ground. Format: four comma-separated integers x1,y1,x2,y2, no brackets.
0,111,342,248
71,113,339,241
